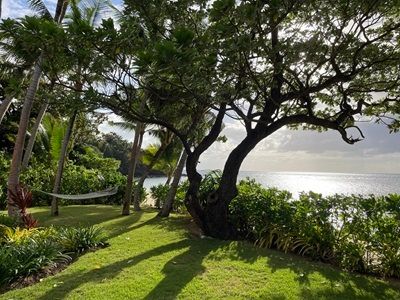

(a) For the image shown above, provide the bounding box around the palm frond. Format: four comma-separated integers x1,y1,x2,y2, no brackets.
108,120,136,131
27,0,52,19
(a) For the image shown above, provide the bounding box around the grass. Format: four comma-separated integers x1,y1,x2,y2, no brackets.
1,205,400,300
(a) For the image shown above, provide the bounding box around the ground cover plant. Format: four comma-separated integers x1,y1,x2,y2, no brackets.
1,205,399,299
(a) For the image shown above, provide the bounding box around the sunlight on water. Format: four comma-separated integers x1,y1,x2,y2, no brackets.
143,172,400,197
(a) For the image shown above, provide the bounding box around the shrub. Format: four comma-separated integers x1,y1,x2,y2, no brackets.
228,178,400,278
198,170,222,207
7,185,38,228
0,233,70,285
57,226,107,253
0,151,10,209
150,180,188,213
150,184,170,208
0,224,108,287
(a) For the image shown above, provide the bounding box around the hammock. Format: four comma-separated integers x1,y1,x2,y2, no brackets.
37,187,118,200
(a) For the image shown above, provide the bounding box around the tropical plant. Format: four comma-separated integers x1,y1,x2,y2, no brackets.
57,226,107,253
7,185,38,228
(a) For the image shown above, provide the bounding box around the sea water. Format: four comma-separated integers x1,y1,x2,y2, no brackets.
143,171,400,197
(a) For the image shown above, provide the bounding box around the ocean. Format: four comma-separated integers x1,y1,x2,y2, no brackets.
143,171,400,197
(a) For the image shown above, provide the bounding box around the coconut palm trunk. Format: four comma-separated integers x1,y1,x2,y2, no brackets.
133,143,168,211
22,102,49,169
122,122,145,215
6,0,69,217
0,95,13,125
7,55,43,216
50,110,77,216
159,149,187,217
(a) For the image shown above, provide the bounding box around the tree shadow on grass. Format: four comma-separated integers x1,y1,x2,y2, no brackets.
266,250,400,300
32,206,159,240
32,205,126,227
143,238,268,299
36,238,205,300
143,238,222,299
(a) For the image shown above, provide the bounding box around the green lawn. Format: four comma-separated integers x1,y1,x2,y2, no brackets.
1,205,399,300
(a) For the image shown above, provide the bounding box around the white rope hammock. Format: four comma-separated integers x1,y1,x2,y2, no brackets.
37,187,118,200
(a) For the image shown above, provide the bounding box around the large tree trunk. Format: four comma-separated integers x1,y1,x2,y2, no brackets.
182,104,226,236
22,102,49,169
0,95,13,125
50,110,77,216
133,143,167,211
7,56,43,217
204,132,263,239
158,149,187,217
122,122,144,215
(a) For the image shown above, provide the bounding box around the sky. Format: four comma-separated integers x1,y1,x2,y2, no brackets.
3,1,400,174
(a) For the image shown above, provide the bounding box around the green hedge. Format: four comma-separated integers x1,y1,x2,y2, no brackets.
229,178,400,278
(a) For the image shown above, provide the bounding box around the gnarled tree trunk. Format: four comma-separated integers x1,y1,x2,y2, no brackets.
203,132,263,239
51,110,77,216
122,122,144,215
22,102,49,169
7,55,43,217
0,95,13,125
158,149,187,217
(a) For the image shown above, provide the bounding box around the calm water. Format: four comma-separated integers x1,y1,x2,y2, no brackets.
143,171,400,197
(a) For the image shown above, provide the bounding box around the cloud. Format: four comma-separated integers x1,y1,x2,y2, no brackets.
200,118,400,173
2,0,33,19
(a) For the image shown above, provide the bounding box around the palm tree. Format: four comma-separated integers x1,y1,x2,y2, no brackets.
108,116,146,215
6,0,68,216
51,0,119,216
122,121,145,214
22,101,49,169
133,128,175,211
51,109,77,215
158,149,187,217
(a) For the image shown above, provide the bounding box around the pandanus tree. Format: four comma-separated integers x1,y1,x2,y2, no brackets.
84,0,399,238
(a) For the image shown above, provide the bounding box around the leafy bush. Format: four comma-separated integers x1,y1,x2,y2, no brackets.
198,170,222,207
0,151,10,209
8,185,38,228
57,226,107,253
150,184,169,208
229,178,400,278
0,232,70,285
150,180,188,213
0,224,107,287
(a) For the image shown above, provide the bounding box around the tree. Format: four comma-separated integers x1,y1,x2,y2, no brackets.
158,148,187,217
50,0,117,216
84,0,400,238
122,121,145,214
132,128,175,211
6,0,68,216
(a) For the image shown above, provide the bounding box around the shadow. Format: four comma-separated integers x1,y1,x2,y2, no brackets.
32,205,125,227
37,239,196,300
266,249,400,299
206,239,263,264
144,238,268,299
31,205,151,240
144,238,221,299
